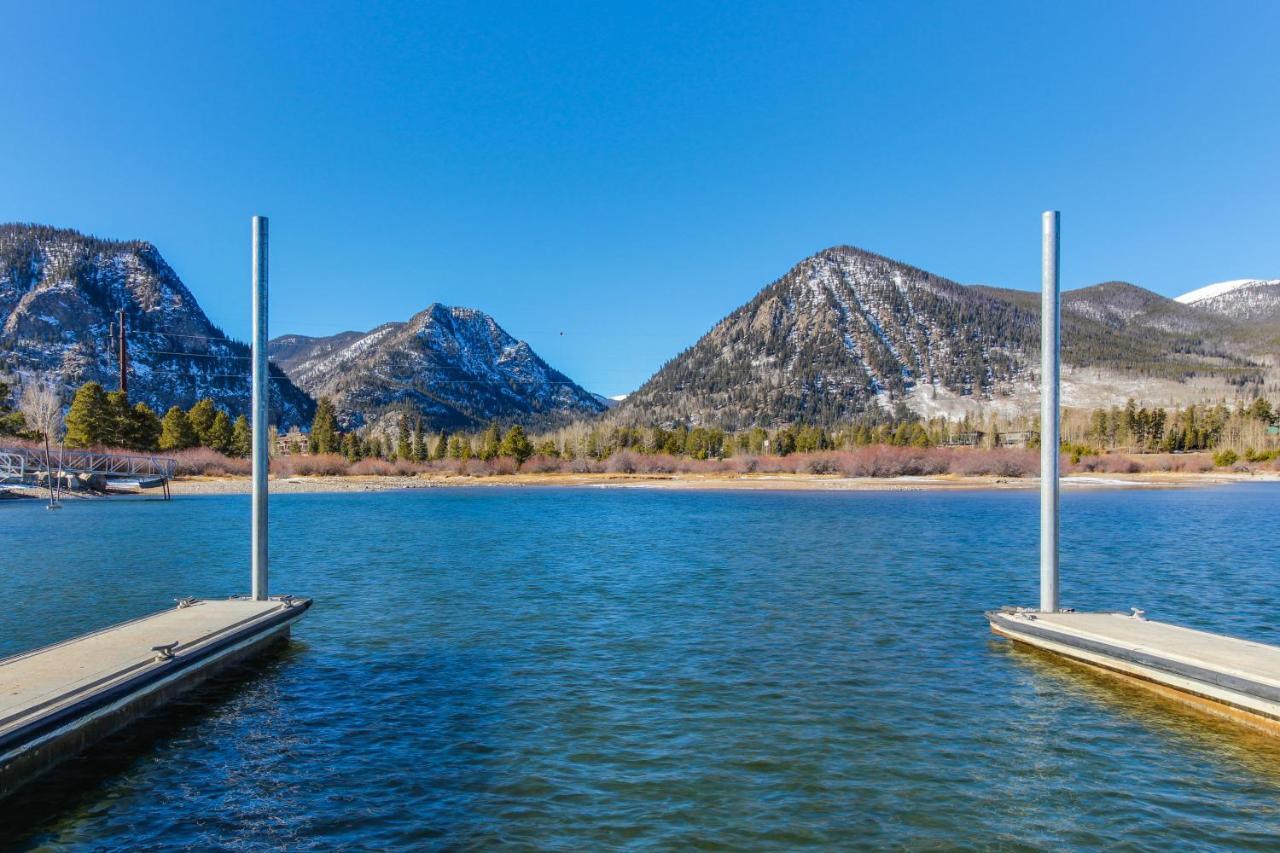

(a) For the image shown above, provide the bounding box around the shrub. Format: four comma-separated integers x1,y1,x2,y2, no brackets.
348,458,395,476
171,447,251,476
606,450,638,474
1213,449,1239,468
524,454,565,474
272,453,348,476
951,448,1037,478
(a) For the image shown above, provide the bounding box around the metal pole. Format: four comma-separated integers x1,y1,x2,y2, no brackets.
251,216,269,601
1040,211,1060,613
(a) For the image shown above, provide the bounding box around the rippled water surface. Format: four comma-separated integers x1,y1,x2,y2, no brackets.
4,485,1280,849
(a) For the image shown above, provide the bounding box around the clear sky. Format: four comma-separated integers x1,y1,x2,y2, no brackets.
2,2,1277,396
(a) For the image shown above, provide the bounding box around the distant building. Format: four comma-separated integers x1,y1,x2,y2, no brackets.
276,426,310,456
999,431,1031,448
942,430,985,447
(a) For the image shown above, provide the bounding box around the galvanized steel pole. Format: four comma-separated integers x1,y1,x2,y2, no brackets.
1040,211,1060,613
251,216,269,601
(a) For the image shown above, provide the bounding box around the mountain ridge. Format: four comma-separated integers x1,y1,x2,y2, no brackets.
0,223,315,426
268,303,607,430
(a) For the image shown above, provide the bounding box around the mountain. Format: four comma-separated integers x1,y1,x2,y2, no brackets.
618,247,1267,429
0,224,314,426
1176,278,1280,324
268,304,607,430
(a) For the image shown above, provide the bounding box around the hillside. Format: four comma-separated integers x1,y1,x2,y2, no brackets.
618,247,1266,428
0,223,314,426
1176,278,1280,325
269,304,606,430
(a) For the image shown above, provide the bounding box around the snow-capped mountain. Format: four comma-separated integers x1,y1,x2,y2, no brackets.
618,246,1266,428
1175,278,1280,323
0,224,314,425
269,304,607,429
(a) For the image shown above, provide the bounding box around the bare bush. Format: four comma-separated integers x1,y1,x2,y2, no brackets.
606,450,638,474
172,447,252,476
524,454,566,474
272,453,348,476
950,448,1037,478
348,458,396,476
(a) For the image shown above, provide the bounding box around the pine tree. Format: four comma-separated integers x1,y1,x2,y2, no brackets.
187,398,218,447
105,390,131,448
126,403,163,451
310,397,340,454
432,430,449,460
500,425,533,465
479,423,501,460
208,410,234,454
231,415,252,458
412,421,427,462
159,406,198,450
0,380,27,437
64,382,111,448
396,418,412,461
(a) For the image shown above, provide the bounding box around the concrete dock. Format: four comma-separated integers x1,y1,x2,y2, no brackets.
989,609,1280,733
1,596,310,799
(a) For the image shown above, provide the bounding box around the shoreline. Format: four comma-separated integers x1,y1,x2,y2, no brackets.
157,470,1280,495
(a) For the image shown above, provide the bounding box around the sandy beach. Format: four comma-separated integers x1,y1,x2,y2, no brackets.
152,469,1280,495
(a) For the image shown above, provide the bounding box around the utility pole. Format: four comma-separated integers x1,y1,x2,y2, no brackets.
117,309,129,398
1040,211,1060,613
251,216,269,601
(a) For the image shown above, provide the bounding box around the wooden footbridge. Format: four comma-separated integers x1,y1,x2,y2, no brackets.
0,445,176,498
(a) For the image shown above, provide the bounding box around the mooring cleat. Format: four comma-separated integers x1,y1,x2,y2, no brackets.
151,642,179,662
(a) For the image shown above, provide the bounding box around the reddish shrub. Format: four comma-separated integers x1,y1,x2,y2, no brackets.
272,453,348,476
524,454,566,474
950,448,1037,478
172,447,251,476
348,458,395,476
606,450,639,473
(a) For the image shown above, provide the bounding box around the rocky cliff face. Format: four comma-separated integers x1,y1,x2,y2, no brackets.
269,304,606,430
0,224,314,426
618,246,1267,428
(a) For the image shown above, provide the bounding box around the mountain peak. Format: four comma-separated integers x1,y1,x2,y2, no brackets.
0,223,314,425
270,304,604,430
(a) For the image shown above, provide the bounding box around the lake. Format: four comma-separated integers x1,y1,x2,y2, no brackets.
4,485,1280,849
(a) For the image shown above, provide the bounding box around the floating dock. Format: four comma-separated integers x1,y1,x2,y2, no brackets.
989,211,1280,738
0,596,310,800
989,609,1280,733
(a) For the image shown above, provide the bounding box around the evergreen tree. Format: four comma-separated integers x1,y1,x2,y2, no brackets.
310,397,340,454
126,403,163,452
0,380,26,437
479,423,501,460
396,418,412,461
187,398,218,447
411,421,427,462
231,415,252,458
208,410,234,454
500,425,533,465
64,382,111,448
432,430,449,460
159,406,199,450
104,390,132,448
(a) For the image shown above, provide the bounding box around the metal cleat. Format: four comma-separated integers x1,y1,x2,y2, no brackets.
151,642,179,662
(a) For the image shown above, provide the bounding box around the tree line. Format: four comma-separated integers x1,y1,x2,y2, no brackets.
32,380,254,455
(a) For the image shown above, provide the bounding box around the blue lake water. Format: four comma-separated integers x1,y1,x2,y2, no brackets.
3,485,1280,849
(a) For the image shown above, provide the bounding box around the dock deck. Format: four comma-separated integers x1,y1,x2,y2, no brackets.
1,597,310,799
989,609,1280,732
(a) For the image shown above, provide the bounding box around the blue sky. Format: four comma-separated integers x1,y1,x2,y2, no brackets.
2,2,1277,395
